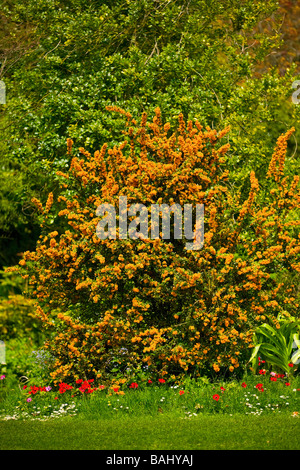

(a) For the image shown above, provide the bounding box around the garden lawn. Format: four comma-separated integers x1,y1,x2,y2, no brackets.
0,414,299,450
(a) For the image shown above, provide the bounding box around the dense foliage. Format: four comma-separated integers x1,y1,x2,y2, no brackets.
1,1,300,384
1,0,300,268
14,107,300,382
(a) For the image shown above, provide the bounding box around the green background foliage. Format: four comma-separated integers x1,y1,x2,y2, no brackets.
1,0,300,269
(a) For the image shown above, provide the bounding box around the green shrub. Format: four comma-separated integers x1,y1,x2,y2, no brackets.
0,294,43,344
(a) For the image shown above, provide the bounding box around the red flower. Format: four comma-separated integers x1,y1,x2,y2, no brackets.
270,376,277,381
285,382,291,386
98,385,105,390
129,382,138,389
288,363,294,368
241,382,247,388
58,382,73,394
255,383,264,391
148,380,152,384
220,386,225,392
179,390,185,395
76,379,83,384
213,394,220,401
113,387,119,392
78,380,95,394
259,369,266,375
158,379,166,383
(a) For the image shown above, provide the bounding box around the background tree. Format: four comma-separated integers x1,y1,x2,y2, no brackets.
1,0,299,271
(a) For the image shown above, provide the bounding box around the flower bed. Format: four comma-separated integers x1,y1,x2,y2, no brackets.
0,369,299,422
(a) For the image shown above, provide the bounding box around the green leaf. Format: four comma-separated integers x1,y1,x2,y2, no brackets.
291,349,300,365
249,343,261,364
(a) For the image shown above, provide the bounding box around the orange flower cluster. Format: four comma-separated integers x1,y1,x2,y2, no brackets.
266,128,295,182
17,108,300,383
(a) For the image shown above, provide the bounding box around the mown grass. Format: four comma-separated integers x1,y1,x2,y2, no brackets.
0,413,299,450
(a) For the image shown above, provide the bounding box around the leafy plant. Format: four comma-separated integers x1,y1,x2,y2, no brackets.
249,316,300,375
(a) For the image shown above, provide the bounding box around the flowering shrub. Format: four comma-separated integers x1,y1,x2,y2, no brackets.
15,107,300,383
